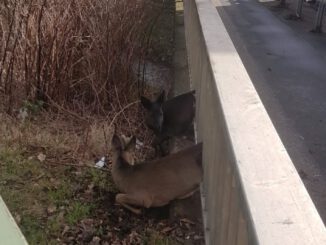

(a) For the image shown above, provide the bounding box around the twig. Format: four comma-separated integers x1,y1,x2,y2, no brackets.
114,84,132,131
43,91,90,122
108,100,139,129
0,0,18,83
36,0,47,100
102,124,109,150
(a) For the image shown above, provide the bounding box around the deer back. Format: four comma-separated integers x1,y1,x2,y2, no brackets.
161,90,195,137
141,90,196,137
111,140,202,204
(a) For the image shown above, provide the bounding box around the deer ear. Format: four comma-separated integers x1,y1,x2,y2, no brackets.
156,91,165,104
112,134,122,151
126,136,136,150
141,96,152,110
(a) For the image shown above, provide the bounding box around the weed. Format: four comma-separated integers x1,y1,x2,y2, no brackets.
89,168,107,188
22,100,45,115
46,215,62,237
0,187,24,211
20,215,47,245
143,230,180,245
48,182,72,205
65,202,93,225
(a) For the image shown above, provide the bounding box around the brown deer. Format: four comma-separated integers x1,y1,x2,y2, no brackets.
141,90,195,155
111,134,202,214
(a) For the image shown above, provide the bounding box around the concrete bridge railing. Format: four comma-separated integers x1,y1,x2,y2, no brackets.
184,0,326,244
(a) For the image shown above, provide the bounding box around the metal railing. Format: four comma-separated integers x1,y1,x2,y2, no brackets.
294,0,325,32
184,0,326,244
313,0,326,32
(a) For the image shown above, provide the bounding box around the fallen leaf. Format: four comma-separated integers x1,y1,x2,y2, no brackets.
161,226,174,233
180,218,195,225
62,225,70,236
57,211,65,222
37,153,46,162
14,213,21,224
89,236,101,245
47,205,57,215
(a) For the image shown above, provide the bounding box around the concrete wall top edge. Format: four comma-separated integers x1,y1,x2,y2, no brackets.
192,0,326,243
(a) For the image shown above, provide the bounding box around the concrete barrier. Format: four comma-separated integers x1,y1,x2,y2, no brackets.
0,196,28,244
184,0,326,244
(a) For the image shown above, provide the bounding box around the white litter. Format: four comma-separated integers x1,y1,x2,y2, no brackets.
18,108,28,122
37,153,46,162
136,139,144,150
95,156,106,168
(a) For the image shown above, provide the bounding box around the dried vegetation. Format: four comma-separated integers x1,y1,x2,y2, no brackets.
0,0,204,244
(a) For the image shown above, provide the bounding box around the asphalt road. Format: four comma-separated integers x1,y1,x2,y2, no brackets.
213,0,326,222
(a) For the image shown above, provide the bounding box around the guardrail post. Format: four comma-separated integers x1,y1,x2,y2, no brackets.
312,0,325,32
296,0,304,18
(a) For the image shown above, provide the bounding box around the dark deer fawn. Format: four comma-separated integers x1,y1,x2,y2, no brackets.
141,90,195,154
111,134,202,214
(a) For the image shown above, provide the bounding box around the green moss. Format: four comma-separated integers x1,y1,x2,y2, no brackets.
65,201,94,225
143,230,180,245
48,182,72,205
46,215,62,237
20,215,47,245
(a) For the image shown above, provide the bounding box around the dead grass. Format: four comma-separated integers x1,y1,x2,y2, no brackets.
0,108,156,165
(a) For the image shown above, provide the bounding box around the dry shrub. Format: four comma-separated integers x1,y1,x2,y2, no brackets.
0,0,161,114
0,0,168,164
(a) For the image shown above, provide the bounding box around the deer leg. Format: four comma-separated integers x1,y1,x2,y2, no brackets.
158,142,168,156
152,137,162,156
157,136,171,156
153,136,169,156
115,193,153,214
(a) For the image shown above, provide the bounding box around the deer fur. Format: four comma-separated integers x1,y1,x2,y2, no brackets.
111,134,202,214
141,90,195,154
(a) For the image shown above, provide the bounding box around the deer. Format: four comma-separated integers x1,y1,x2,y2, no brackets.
110,134,203,214
140,90,195,155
